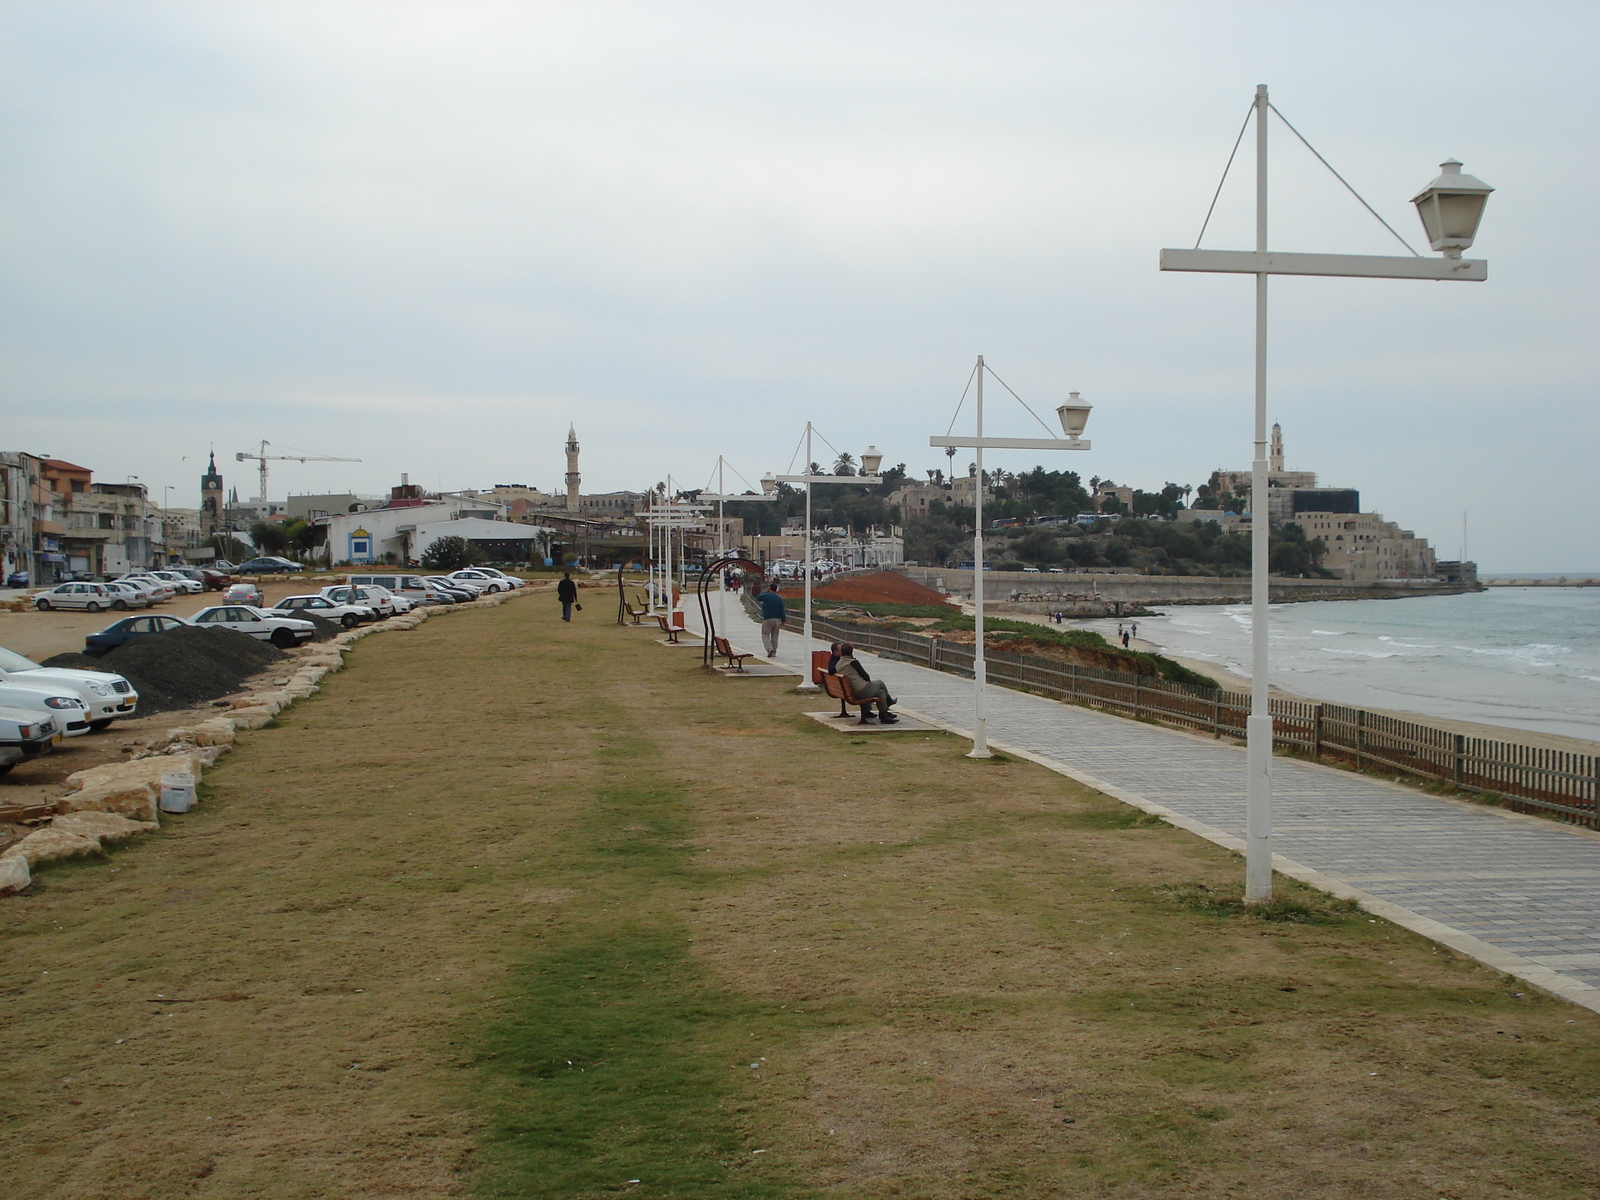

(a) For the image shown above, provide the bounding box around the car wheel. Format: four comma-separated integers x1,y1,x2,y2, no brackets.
35,598,51,610
341,614,360,628
270,628,297,648
88,719,113,732
86,601,101,613
112,599,128,611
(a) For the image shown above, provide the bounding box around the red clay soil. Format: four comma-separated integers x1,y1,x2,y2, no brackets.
805,571,956,608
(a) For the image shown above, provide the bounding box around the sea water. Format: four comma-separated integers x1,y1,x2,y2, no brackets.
1088,588,1600,743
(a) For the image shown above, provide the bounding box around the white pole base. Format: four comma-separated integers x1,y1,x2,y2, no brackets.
1243,712,1274,904
794,682,820,693
965,746,993,759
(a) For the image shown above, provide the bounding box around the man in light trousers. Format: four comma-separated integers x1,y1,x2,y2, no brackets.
756,581,786,657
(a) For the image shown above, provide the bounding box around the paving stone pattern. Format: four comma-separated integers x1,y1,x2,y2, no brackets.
698,593,1600,999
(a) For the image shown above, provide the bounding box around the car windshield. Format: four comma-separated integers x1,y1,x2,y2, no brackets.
0,647,44,671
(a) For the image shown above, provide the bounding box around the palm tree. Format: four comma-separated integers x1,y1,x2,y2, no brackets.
832,452,857,476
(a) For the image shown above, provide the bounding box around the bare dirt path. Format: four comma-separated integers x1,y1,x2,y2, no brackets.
3,592,1598,1199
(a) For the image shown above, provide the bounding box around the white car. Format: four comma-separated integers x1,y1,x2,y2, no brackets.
101,582,156,611
116,574,175,602
222,581,265,606
0,679,91,737
33,581,120,612
447,569,512,593
319,584,399,617
191,605,317,648
0,704,62,774
148,569,204,594
471,568,525,588
268,594,377,628
0,644,141,731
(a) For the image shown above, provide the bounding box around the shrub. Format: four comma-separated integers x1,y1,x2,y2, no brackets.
421,535,487,571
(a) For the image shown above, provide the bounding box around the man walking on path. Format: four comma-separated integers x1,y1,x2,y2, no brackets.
557,572,578,622
756,580,786,656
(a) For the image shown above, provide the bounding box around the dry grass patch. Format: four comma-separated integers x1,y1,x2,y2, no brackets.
1,597,1597,1200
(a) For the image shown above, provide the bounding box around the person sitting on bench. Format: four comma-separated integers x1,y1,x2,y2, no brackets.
834,643,898,723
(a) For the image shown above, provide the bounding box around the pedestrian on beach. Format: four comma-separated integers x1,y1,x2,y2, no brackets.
834,643,898,723
557,572,578,622
1131,622,1138,639
757,579,786,656
1122,630,1131,649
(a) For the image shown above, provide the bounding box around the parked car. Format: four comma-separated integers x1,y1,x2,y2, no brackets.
471,568,525,588
5,570,29,588
447,569,512,593
0,704,61,774
418,581,460,604
1047,567,1066,574
365,585,414,614
84,613,195,656
347,573,439,606
197,567,233,590
234,556,304,574
148,569,204,594
33,581,119,612
222,582,265,606
425,575,482,599
0,678,91,737
191,605,316,648
319,584,397,617
268,595,376,628
115,574,175,602
0,644,141,731
103,580,159,609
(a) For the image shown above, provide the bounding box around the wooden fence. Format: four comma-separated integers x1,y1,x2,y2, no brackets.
780,610,1598,829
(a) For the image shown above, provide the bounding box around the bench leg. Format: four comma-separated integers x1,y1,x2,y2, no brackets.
834,699,851,718
856,705,875,725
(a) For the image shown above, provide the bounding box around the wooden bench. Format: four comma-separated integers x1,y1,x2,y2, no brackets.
712,636,755,672
623,601,648,625
656,614,683,644
822,672,881,724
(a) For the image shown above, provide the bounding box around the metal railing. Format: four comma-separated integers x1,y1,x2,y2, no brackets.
783,608,1598,829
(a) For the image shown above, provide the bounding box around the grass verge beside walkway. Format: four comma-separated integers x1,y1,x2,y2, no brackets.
2,597,1598,1199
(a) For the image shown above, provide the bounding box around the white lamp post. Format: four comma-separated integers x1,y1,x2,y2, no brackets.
775,423,884,691
931,358,1092,757
1160,84,1491,902
698,455,779,562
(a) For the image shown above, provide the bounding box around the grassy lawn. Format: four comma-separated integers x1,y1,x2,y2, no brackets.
3,594,1598,1199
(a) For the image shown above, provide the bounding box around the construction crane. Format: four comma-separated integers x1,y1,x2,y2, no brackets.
235,440,362,502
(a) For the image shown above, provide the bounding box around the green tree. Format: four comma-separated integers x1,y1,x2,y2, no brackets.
249,519,290,556
421,535,487,570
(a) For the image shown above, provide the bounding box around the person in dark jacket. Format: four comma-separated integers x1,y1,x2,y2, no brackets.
756,582,786,655
835,642,897,722
557,573,578,621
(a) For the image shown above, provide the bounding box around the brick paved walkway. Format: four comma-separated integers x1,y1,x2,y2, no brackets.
693,592,1600,1013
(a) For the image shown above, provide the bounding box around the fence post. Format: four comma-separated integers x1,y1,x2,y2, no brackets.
1453,733,1465,786
1312,704,1323,761
1356,709,1366,772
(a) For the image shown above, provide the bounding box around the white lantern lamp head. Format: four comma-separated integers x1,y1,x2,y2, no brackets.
760,472,777,496
1056,392,1092,442
1411,159,1493,258
859,446,883,476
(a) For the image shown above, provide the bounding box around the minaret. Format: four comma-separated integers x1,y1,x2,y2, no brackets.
1269,422,1284,474
200,451,224,536
564,424,581,512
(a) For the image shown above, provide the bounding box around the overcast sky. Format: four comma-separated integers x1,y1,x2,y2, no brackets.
2,1,1595,571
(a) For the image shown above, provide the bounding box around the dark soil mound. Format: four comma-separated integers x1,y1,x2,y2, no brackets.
301,613,342,641
807,571,956,608
41,626,288,715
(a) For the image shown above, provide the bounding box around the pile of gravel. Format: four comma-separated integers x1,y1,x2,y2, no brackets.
41,626,289,714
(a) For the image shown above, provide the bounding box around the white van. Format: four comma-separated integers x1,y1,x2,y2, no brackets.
347,573,439,605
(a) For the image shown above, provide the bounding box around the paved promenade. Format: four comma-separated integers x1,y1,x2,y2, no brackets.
692,591,1600,1014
